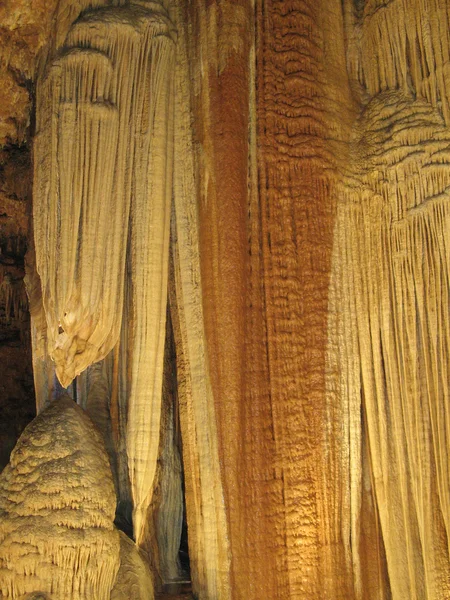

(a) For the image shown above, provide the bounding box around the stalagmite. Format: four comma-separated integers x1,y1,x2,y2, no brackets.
0,396,120,600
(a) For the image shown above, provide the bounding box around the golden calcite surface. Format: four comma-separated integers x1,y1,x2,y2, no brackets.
0,1,449,599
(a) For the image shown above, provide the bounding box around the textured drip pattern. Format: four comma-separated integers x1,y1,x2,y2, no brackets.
168,1,232,597
325,3,450,598
254,1,354,598
33,1,176,549
347,0,450,123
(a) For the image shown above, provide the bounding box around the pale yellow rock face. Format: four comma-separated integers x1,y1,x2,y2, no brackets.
326,2,450,599
0,396,120,600
32,1,177,553
168,2,232,597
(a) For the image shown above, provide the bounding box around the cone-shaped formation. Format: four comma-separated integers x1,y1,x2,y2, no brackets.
0,396,120,600
33,0,176,550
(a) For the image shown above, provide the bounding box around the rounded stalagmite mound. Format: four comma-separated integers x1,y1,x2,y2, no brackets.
0,395,120,600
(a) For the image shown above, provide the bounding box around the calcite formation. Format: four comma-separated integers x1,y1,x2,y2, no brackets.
0,0,449,599
326,2,450,598
0,396,120,600
33,2,175,388
329,91,450,599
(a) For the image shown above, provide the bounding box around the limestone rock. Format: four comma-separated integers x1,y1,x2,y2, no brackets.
33,2,176,390
32,3,177,554
2,1,450,599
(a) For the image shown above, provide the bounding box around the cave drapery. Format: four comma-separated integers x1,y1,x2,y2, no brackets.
0,0,449,599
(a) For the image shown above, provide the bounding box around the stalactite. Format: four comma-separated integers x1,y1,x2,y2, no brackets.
34,4,175,390
327,3,450,598
84,361,119,496
253,1,356,597
0,397,120,600
347,0,450,124
24,242,59,414
168,2,232,596
154,314,183,584
33,1,177,550
0,272,27,324
16,1,450,599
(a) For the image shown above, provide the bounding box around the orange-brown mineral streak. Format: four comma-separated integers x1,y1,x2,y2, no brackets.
187,0,253,597
255,0,353,597
192,0,355,597
193,0,249,475
185,2,272,598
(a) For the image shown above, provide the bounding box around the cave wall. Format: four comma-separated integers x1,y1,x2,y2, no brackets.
0,1,449,599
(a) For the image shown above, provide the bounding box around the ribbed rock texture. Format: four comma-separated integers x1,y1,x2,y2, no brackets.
33,1,175,388
327,2,450,599
0,396,120,600
0,0,449,599
185,1,355,598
